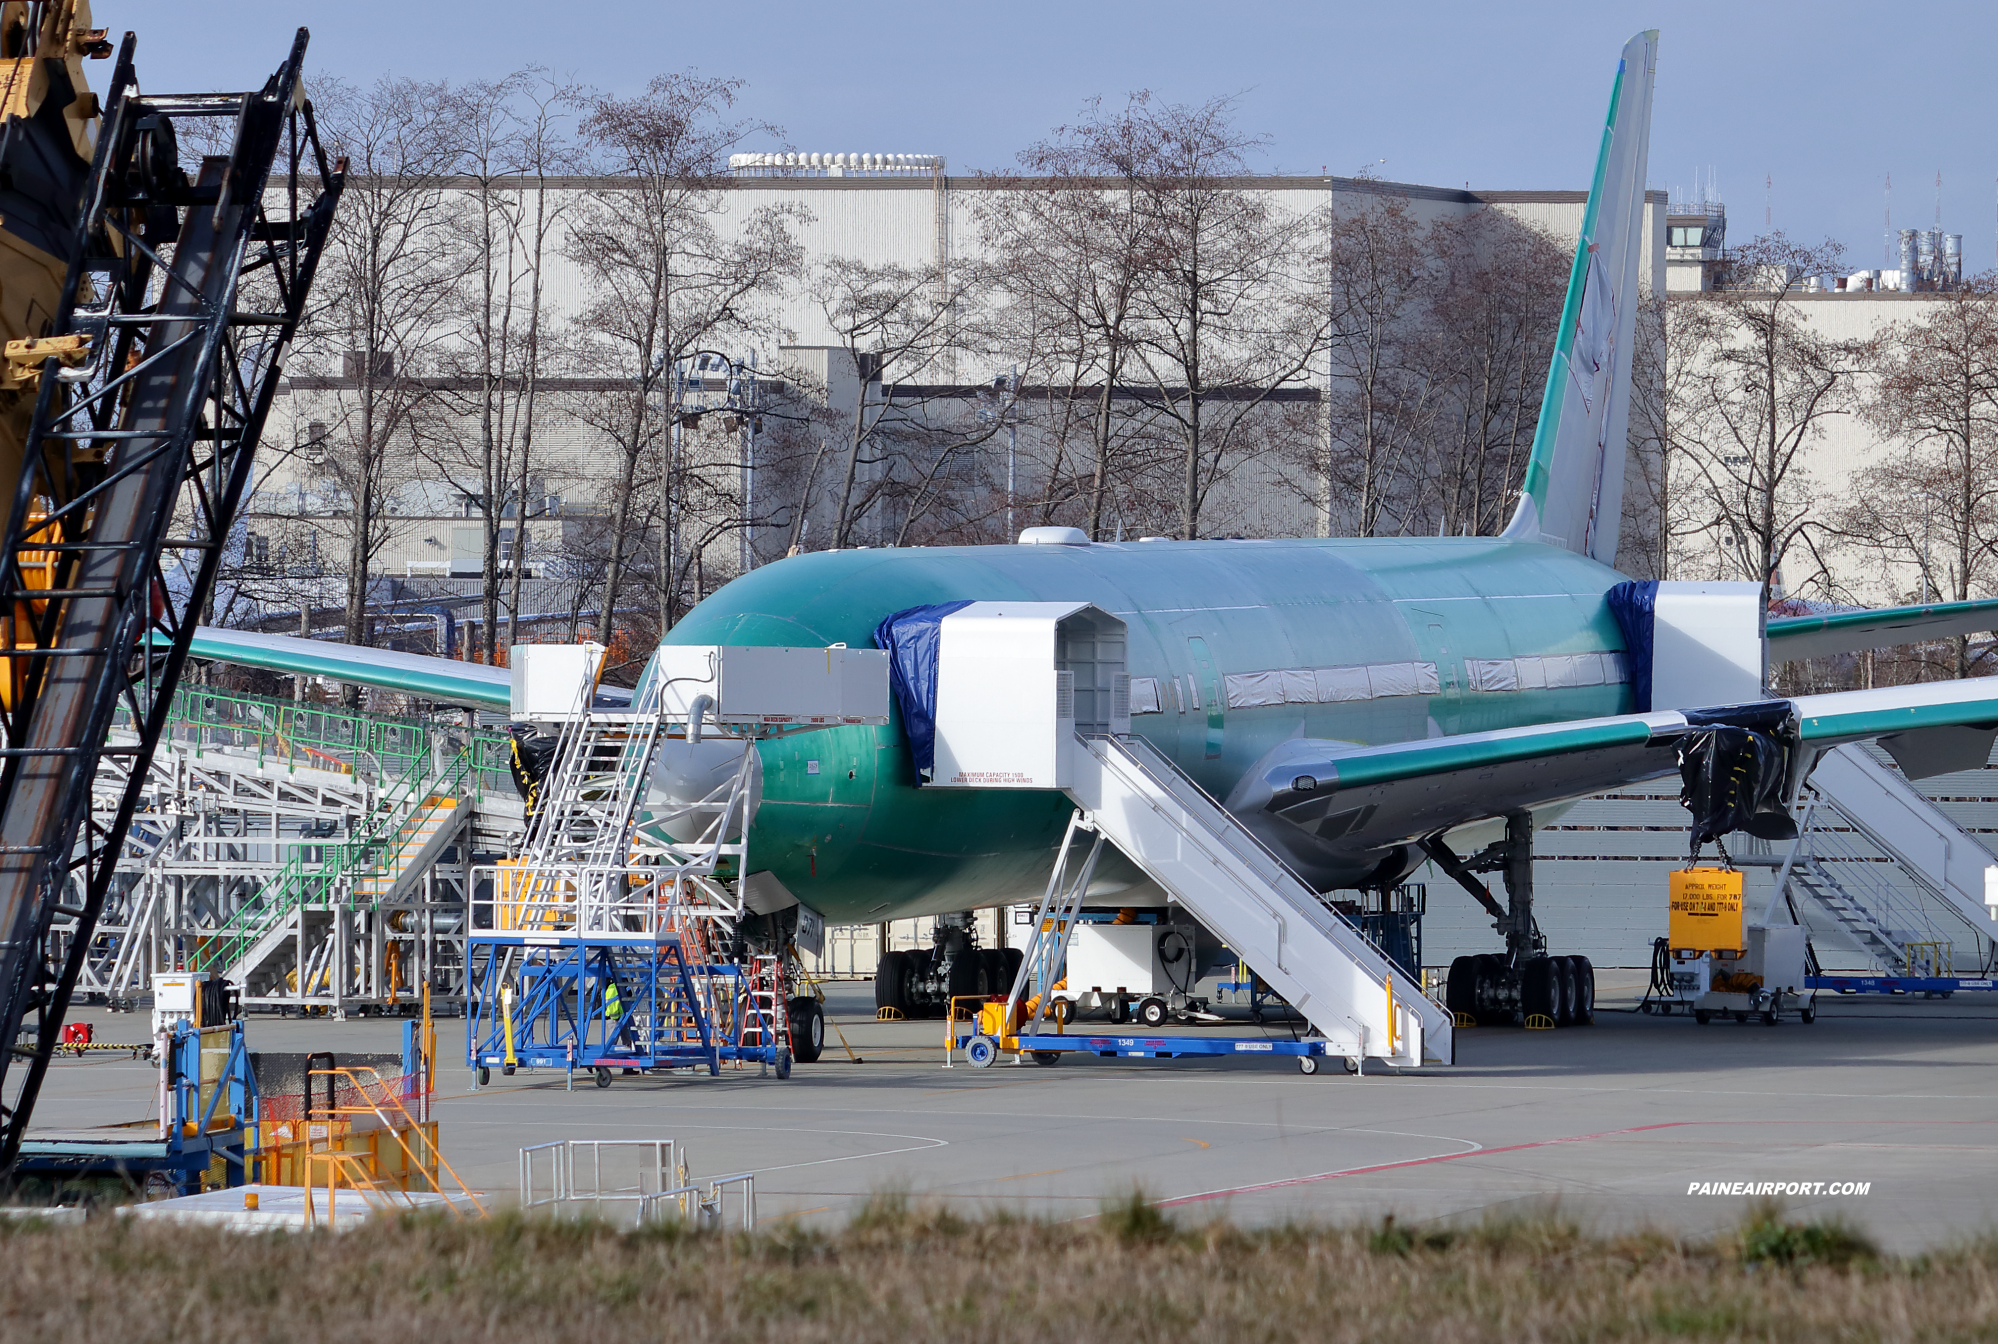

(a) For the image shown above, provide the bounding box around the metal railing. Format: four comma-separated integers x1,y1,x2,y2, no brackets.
519,1139,750,1229
190,742,484,975
128,684,511,791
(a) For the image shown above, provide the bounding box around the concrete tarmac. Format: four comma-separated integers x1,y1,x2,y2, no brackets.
31,974,1998,1251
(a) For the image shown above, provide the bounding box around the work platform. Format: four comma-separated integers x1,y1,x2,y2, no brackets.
64,687,515,1017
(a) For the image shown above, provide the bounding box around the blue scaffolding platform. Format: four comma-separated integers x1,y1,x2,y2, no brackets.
467,933,790,1084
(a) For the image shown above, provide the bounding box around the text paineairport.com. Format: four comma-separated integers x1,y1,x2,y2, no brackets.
1686,1181,1871,1197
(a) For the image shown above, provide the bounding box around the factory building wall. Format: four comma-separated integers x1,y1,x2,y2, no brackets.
247,174,1663,589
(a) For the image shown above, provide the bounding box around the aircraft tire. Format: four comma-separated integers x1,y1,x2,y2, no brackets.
1445,957,1478,1019
1475,954,1508,1025
980,949,1008,997
788,996,824,1063
1552,956,1576,1026
1573,956,1595,1023
948,947,984,1004
1001,946,1024,990
1520,956,1556,1024
875,951,909,1015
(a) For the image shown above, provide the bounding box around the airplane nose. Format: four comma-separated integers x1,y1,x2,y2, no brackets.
648,735,760,843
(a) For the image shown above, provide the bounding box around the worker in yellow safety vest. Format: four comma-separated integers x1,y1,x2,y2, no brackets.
603,976,636,1052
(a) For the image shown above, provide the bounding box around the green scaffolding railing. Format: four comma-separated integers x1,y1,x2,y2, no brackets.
135,685,512,792
165,690,511,978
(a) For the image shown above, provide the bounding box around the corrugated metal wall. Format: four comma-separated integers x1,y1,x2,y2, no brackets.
1418,743,1998,971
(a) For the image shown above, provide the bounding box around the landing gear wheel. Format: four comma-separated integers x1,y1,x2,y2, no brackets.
1521,957,1556,1025
1552,956,1575,1026
1446,956,1478,1020
1475,953,1511,1026
1031,1051,1061,1067
1298,1056,1320,1075
1695,1010,1712,1025
1137,996,1169,1028
875,950,909,1016
774,1049,793,1081
980,949,1008,998
1108,997,1131,1025
1001,946,1024,991
787,996,825,1064
965,1035,998,1068
1573,955,1596,1024
948,948,985,1004
594,1066,612,1088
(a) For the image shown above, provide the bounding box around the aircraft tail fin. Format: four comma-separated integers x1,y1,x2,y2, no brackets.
1500,29,1659,565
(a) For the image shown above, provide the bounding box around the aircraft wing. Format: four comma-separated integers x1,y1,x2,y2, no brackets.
1767,597,1998,661
171,627,513,711
1227,678,1998,885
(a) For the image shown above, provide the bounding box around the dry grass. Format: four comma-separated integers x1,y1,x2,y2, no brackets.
0,1194,1993,1342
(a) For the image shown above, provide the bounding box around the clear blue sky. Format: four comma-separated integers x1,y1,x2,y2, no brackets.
113,0,1995,271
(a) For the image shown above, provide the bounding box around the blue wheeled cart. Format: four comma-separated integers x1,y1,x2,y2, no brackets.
955,1026,1350,1075
467,933,792,1088
1809,974,1996,998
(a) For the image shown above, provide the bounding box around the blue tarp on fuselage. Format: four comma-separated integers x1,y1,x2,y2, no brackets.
872,601,973,780
1605,579,1658,713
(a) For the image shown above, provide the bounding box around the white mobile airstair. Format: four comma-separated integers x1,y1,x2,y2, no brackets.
1776,744,1998,972
1032,735,1453,1067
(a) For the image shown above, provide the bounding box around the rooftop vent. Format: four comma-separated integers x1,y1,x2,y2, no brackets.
1019,526,1089,546
728,152,943,178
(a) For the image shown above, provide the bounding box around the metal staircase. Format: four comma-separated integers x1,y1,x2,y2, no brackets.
0,31,342,1164
1761,745,1997,974
1806,745,1995,941
66,687,507,1012
1771,809,1921,970
1044,734,1452,1066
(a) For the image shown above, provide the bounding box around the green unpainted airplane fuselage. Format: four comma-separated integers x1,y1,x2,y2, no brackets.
664,535,1632,924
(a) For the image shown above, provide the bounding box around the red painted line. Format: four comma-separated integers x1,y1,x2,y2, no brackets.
1159,1121,1699,1206
1159,1115,1998,1207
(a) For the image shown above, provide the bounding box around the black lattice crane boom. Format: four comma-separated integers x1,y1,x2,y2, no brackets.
0,21,344,1169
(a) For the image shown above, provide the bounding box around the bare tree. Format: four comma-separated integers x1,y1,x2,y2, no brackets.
1110,95,1328,539
975,103,1166,540
810,257,992,548
565,72,801,650
308,75,469,662
504,73,586,649
1832,279,1998,677
1415,208,1567,538
420,70,584,663
1673,232,1867,613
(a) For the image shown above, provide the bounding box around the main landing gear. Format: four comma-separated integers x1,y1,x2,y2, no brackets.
1427,812,1595,1028
873,912,1023,1020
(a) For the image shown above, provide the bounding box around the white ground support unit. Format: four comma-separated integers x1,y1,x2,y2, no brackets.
1647,581,1765,709
928,602,1451,1067
1647,922,1814,1025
